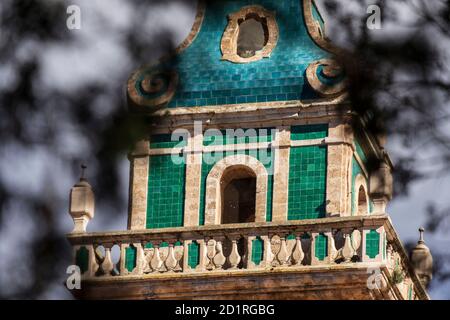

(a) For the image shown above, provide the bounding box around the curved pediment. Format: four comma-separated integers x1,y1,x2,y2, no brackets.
127,0,346,111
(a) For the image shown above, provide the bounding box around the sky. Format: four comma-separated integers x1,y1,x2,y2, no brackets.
0,0,449,299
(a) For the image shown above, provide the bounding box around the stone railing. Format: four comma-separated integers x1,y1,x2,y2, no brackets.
67,214,429,299
68,216,395,274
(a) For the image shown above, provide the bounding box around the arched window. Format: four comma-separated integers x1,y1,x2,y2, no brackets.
204,155,267,225
357,185,368,215
221,166,256,224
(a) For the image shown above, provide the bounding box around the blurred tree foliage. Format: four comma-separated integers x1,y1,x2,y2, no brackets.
0,0,179,298
321,0,450,292
0,0,449,298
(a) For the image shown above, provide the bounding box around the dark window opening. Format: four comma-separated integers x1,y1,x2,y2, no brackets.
237,14,269,58
222,176,256,224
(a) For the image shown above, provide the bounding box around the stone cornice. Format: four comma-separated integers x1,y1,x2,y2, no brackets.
143,100,352,132
151,98,349,117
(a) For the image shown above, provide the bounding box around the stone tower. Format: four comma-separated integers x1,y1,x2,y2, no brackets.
67,0,431,300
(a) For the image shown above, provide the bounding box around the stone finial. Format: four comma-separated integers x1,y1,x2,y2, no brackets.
410,227,433,288
418,227,425,244
69,164,95,233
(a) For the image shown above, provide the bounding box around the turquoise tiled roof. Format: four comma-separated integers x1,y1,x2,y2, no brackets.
148,0,330,108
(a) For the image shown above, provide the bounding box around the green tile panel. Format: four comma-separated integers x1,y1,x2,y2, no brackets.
251,237,264,265
150,133,188,149
75,246,89,274
366,229,380,259
288,146,327,220
146,154,186,229
203,128,274,146
125,245,137,272
315,233,328,261
290,124,328,141
188,242,200,269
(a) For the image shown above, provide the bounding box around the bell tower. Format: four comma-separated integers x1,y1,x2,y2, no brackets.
67,0,431,300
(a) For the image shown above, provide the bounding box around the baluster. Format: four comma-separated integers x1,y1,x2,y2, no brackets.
136,243,147,274
387,244,395,272
86,245,99,278
198,239,208,271
142,241,154,274
173,242,184,272
310,233,317,265
165,244,177,271
262,235,274,267
206,239,216,270
182,240,191,272
341,232,355,262
213,239,226,270
291,236,305,266
277,237,289,266
100,245,114,276
150,244,163,272
228,238,241,270
351,229,362,252
246,236,255,269
270,235,281,266
159,243,169,272
327,231,338,263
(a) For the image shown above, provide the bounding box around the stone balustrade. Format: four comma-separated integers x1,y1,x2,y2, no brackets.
68,215,420,288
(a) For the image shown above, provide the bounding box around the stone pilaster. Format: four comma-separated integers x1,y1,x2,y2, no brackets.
271,126,290,222
325,123,353,217
183,131,203,227
128,140,149,230
369,159,393,214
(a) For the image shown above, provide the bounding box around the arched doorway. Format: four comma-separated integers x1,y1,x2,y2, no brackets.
221,166,257,224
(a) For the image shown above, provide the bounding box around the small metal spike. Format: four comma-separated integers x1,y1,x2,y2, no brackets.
418,227,425,244
80,164,87,181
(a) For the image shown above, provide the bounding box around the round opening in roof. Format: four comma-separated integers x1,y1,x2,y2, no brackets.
237,14,269,59
221,5,278,64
